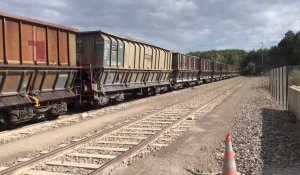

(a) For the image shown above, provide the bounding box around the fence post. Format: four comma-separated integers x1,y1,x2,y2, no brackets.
280,67,282,105
272,69,274,97
276,68,279,102
286,66,289,110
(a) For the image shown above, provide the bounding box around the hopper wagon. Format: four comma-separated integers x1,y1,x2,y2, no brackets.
171,53,200,89
76,31,172,106
213,61,222,81
0,11,240,128
200,58,214,83
0,12,78,127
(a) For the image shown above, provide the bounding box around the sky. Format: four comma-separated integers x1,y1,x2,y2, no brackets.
0,0,300,52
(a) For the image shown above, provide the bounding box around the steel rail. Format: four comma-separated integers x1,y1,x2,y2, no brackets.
90,80,245,175
0,78,243,175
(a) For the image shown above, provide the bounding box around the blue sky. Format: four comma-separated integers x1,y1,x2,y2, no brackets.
1,0,300,52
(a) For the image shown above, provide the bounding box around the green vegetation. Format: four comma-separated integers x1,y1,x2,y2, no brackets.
243,61,256,75
189,30,300,75
240,30,300,75
289,70,300,86
189,49,247,67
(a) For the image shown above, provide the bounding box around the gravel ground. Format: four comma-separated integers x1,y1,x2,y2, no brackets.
12,78,244,175
0,80,222,164
0,78,243,174
112,77,300,175
0,80,220,144
0,78,240,150
0,91,180,144
215,77,300,175
110,79,245,175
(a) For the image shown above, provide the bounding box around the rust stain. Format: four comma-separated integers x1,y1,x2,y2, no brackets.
28,40,45,61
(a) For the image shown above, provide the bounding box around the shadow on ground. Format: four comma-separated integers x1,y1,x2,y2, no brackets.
261,108,300,175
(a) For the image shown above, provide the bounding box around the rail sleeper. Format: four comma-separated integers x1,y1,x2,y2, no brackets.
68,153,116,159
46,161,100,169
95,141,139,145
24,170,74,175
83,146,128,152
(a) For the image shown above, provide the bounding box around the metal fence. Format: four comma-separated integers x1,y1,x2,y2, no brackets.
269,65,300,109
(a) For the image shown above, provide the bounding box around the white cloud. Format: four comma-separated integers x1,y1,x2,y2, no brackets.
0,0,300,52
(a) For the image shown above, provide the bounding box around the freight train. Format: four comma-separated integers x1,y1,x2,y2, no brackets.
0,12,238,128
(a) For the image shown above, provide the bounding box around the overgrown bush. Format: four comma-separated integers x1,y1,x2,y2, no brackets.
241,61,256,75
289,69,300,86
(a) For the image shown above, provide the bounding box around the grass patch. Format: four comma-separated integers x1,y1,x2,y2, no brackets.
289,70,300,86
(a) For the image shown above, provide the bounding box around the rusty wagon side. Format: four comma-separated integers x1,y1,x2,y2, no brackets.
221,63,228,79
0,12,78,126
76,31,172,106
199,58,214,83
171,53,201,88
212,61,223,81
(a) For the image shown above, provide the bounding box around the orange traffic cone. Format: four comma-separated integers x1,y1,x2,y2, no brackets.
222,133,239,175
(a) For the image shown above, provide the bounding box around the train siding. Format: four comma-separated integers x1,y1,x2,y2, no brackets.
0,12,79,127
0,11,239,127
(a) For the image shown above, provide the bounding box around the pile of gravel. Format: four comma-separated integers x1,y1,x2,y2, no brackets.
215,86,300,175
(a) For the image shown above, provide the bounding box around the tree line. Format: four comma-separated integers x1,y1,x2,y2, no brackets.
241,30,300,75
189,49,247,67
189,30,300,75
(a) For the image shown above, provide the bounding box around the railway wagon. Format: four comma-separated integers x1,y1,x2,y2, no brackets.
0,12,78,126
171,53,200,88
227,65,235,78
76,31,172,106
200,58,214,83
221,63,228,79
233,66,239,77
213,61,223,81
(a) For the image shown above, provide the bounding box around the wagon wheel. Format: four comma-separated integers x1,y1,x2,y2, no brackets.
2,112,19,129
67,102,77,111
0,112,9,130
45,112,60,120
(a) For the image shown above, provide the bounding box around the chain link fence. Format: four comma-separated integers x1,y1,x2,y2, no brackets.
269,65,300,109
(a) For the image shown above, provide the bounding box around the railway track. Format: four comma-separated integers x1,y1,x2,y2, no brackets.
0,78,245,175
0,78,240,145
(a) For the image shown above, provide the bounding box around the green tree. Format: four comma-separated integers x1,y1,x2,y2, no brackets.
245,61,256,75
189,49,246,67
240,30,300,75
293,31,300,65
278,30,296,65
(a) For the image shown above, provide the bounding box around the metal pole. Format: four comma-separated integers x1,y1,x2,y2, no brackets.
261,42,264,69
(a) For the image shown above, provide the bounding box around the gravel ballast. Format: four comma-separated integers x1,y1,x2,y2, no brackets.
113,77,300,175
215,78,300,175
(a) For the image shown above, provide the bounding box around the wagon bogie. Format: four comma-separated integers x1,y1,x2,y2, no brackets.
90,92,125,106
0,67,77,126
